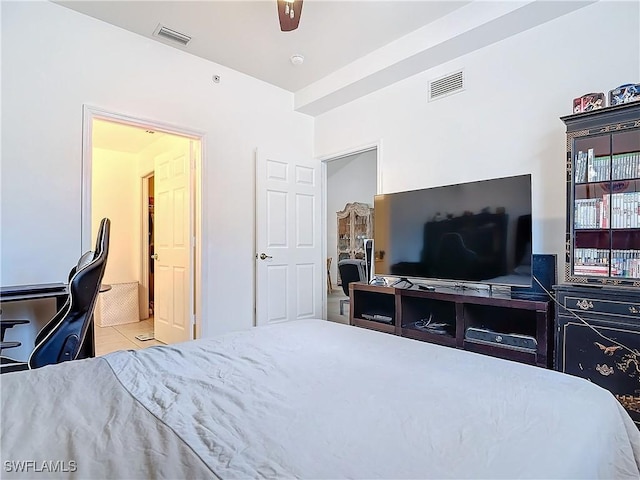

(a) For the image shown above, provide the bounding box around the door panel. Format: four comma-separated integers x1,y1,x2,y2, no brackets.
154,144,193,344
296,263,315,317
267,265,288,322
256,150,322,326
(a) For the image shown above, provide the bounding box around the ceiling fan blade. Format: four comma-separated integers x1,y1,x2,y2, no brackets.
277,0,303,32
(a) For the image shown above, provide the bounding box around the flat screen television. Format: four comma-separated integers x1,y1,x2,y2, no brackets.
373,174,533,287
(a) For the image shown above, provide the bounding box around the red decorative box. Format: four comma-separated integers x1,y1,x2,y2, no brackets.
573,92,605,113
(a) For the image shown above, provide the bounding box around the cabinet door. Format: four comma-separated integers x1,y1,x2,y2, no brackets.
570,128,640,282
337,208,352,262
352,210,368,259
572,134,612,277
556,315,640,427
610,130,640,280
337,202,373,264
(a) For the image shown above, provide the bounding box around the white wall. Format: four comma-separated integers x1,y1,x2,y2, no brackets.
91,148,140,286
314,1,640,280
1,1,314,338
326,151,377,286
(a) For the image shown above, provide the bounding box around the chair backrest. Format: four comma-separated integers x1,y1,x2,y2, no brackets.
338,259,367,297
29,218,110,369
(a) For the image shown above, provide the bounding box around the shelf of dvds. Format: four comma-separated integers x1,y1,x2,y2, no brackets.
561,102,640,285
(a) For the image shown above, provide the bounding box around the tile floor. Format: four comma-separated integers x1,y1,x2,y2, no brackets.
94,317,164,356
327,286,350,324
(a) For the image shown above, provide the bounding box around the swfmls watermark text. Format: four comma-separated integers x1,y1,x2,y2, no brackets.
4,460,77,473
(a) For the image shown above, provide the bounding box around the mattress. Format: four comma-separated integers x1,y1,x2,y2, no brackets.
2,319,640,479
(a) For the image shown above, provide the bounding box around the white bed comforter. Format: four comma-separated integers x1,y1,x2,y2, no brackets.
2,319,640,479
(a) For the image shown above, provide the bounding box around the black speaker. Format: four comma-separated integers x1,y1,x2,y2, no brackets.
364,239,373,282
511,254,557,300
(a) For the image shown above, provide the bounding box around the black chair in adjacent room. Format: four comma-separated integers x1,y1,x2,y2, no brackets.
0,218,111,374
338,259,367,316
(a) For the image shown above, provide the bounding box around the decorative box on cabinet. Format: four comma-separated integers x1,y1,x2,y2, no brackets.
560,102,640,287
554,284,640,427
349,282,553,368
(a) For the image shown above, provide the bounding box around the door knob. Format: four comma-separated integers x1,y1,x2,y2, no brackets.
151,253,158,260
258,253,272,260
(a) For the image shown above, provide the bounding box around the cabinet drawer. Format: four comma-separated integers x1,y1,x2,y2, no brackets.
556,312,638,331
561,295,640,321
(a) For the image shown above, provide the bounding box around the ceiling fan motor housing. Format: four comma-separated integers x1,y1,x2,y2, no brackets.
277,0,303,32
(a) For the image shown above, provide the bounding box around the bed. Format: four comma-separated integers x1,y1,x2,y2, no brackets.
2,319,640,479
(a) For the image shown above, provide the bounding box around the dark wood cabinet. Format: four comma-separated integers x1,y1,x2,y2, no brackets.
557,102,640,427
349,282,553,368
554,284,640,427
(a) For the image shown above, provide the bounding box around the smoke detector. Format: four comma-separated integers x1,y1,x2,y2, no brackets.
290,54,304,66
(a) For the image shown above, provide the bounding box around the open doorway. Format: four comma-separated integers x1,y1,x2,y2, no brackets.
324,147,378,324
133,172,155,344
82,108,203,356
146,175,155,320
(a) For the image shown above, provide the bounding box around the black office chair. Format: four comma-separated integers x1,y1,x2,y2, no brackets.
338,259,367,315
0,218,110,374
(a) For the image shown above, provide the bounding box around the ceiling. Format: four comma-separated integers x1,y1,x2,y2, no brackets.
56,0,470,92
92,119,167,154
57,0,593,116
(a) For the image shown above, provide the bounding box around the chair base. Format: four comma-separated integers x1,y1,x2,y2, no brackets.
340,298,350,316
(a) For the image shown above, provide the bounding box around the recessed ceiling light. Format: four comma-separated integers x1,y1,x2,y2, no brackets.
290,54,304,66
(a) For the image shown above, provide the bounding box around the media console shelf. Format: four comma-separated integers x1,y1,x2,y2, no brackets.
349,282,553,368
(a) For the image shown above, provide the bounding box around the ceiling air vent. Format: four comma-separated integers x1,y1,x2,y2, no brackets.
153,25,191,46
428,70,464,102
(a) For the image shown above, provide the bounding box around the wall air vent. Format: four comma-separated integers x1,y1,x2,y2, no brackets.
153,24,191,46
428,70,464,102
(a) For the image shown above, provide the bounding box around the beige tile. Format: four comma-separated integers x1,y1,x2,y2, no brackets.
94,325,125,340
327,289,349,324
113,322,151,336
94,316,166,357
95,336,138,357
130,338,164,349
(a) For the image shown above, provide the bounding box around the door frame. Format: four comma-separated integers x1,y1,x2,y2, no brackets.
317,140,382,318
81,105,205,339
141,172,154,319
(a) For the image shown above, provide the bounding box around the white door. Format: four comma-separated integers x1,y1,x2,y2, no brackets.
255,149,323,325
153,142,193,343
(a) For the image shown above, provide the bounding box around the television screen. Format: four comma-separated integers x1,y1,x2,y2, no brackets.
374,174,533,287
